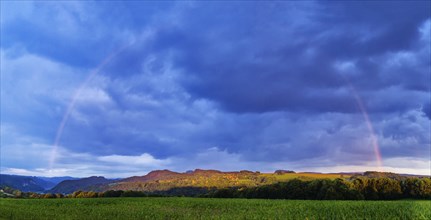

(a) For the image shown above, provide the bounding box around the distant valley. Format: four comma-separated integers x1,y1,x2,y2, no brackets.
0,174,78,193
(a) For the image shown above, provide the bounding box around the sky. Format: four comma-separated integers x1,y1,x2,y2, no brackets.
1,1,430,178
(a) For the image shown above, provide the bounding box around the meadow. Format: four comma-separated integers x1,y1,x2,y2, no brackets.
1,197,430,220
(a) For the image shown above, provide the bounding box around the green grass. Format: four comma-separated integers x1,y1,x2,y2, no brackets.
1,197,430,220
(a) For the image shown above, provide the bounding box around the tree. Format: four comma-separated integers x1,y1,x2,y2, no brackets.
12,190,23,198
43,193,55,199
55,193,64,198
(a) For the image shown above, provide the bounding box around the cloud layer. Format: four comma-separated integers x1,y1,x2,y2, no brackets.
1,1,430,177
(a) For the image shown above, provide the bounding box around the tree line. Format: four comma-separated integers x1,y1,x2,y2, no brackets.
1,187,164,199
208,177,431,200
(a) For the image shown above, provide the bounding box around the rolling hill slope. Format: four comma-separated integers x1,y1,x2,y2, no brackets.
0,174,77,192
8,170,423,195
49,176,113,194
48,169,349,194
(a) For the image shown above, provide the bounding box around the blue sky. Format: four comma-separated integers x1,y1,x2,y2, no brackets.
1,1,430,177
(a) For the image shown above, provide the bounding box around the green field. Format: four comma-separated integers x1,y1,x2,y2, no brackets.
1,197,430,220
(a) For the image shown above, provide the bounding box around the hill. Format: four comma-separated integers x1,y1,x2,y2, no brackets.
0,174,46,192
6,170,429,195
38,176,79,185
56,169,349,194
49,176,113,194
0,174,78,192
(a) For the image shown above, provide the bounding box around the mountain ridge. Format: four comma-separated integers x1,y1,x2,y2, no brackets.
0,174,78,192
50,176,113,194
2,170,429,194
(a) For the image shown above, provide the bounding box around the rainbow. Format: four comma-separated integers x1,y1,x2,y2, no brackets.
346,82,384,170
49,43,133,170
49,47,384,172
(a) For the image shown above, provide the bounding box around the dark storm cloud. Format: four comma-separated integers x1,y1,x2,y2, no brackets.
424,101,431,119
3,1,428,114
1,1,430,176
317,2,427,57
0,1,170,68
52,1,431,164
132,1,430,114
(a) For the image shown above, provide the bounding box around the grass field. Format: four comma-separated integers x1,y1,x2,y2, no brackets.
1,197,430,220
